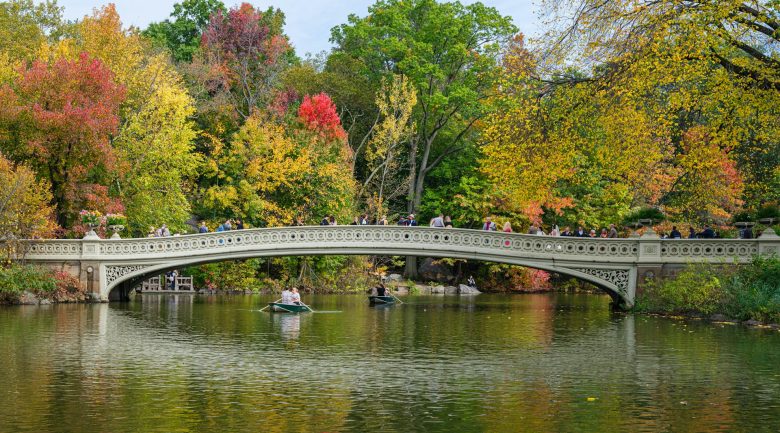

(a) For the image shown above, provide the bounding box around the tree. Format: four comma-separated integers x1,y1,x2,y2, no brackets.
534,0,780,217
74,5,202,235
0,152,56,240
360,74,417,217
0,0,65,61
199,3,293,120
200,102,354,227
113,55,201,236
143,0,226,62
0,53,125,227
331,0,517,214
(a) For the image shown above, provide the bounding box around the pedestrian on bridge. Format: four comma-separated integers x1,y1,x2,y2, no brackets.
483,217,497,231
431,214,445,228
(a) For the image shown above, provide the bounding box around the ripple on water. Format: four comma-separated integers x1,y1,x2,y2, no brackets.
0,294,779,432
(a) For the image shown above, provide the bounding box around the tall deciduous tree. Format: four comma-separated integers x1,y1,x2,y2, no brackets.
144,0,226,62
199,3,293,121
534,0,780,218
73,5,202,235
331,0,516,214
0,152,56,240
200,94,354,227
0,0,65,61
360,74,417,217
0,53,125,227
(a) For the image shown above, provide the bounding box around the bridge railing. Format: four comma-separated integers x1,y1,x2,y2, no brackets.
10,225,778,264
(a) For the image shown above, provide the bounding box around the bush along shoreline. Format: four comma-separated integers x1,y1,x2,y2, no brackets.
634,256,780,326
0,264,89,305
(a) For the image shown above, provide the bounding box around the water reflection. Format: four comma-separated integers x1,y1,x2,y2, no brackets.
275,313,301,341
0,294,778,432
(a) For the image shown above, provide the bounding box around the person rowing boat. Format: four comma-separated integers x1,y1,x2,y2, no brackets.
266,286,312,312
369,282,396,304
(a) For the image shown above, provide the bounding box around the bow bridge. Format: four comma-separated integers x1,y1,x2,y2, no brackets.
13,226,780,308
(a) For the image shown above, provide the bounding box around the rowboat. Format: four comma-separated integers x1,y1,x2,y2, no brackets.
267,302,312,313
368,295,396,304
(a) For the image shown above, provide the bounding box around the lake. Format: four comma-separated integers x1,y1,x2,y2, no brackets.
1,293,779,432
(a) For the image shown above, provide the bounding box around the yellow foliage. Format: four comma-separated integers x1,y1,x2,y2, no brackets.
0,152,56,239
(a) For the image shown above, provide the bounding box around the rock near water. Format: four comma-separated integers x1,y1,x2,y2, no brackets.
418,258,456,284
458,284,481,294
18,291,39,305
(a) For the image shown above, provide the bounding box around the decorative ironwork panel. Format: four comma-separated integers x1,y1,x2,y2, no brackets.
105,265,151,287
572,268,630,295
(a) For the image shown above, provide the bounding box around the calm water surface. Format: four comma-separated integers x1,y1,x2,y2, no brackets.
1,293,779,432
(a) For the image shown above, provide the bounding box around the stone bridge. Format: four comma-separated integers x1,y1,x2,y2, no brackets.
11,226,780,308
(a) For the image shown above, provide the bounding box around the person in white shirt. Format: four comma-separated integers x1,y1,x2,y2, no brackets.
280,288,292,304
430,213,445,227
291,287,302,305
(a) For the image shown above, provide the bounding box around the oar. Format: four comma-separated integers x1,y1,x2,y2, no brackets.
259,298,282,312
298,300,315,312
390,292,404,304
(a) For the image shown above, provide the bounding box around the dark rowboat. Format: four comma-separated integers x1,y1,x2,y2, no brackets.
268,303,312,313
368,295,395,304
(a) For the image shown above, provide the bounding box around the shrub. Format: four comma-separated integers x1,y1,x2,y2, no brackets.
50,271,86,302
721,256,780,323
0,264,56,303
621,207,666,227
636,257,780,323
658,265,726,315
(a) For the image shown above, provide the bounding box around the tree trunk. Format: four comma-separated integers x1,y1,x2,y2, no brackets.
404,256,418,279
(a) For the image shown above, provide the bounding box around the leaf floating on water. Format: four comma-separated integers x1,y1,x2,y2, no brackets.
586,397,597,402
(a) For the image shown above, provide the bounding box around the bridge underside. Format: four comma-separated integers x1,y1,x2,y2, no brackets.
99,248,637,308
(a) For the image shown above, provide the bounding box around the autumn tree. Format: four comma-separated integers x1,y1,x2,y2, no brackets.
0,152,56,240
331,0,516,215
199,3,293,121
72,5,202,235
0,53,125,227
144,0,226,62
530,0,780,219
0,0,65,61
200,94,354,227
359,75,417,217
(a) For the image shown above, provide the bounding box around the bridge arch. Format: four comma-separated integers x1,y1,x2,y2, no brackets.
103,242,635,307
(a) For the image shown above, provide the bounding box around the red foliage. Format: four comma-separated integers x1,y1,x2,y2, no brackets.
0,52,125,227
202,3,272,64
50,271,86,302
298,92,347,141
200,3,290,117
269,88,299,118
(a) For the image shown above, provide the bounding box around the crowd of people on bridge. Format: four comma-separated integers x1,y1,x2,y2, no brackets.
181,212,743,241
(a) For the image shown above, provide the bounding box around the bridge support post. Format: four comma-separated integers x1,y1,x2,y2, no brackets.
79,261,104,302
757,228,780,256
636,233,662,298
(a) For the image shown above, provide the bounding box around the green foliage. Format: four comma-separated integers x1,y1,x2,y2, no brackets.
757,204,780,220
0,264,55,303
636,257,780,323
191,259,261,291
640,264,726,315
332,0,517,213
721,256,780,323
143,0,226,62
621,207,666,227
0,0,66,61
